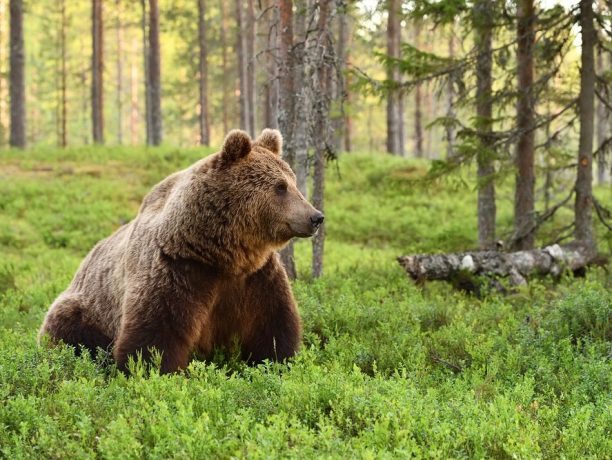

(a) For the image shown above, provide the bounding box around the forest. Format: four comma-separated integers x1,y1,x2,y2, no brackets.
0,0,611,457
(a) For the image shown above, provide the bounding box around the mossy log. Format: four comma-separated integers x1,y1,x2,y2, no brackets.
397,241,600,286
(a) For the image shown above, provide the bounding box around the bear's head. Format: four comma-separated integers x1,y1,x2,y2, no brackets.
211,128,324,247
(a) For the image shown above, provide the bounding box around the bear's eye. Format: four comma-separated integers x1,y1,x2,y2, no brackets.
275,182,288,195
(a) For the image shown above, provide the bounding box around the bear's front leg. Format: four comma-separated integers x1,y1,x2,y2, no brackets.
239,253,302,363
114,268,219,374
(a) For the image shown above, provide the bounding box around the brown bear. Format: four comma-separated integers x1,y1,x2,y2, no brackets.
39,129,324,373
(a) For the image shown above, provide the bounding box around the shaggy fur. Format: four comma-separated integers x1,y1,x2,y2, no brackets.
39,129,323,373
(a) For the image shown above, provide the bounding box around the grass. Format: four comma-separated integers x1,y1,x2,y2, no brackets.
0,146,610,458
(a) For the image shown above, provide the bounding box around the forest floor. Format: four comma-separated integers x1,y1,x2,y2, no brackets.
0,147,610,458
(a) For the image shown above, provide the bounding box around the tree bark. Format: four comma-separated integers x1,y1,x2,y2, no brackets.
116,0,124,145
92,0,104,144
220,0,229,134
263,0,278,129
473,0,496,250
197,0,210,146
0,1,9,145
414,21,423,158
148,0,162,145
141,0,152,144
398,241,599,286
446,22,456,159
59,0,68,148
9,0,25,148
292,0,309,197
236,0,249,133
129,36,139,145
277,0,296,280
513,0,536,250
312,0,331,279
386,0,401,155
574,0,595,248
596,47,608,185
246,0,256,136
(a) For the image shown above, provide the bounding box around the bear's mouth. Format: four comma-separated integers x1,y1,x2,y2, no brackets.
287,223,318,238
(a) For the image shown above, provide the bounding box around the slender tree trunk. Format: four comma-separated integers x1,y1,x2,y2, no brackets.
220,0,229,134
92,0,104,144
596,47,607,185
513,0,536,250
141,0,152,144
9,0,25,148
474,0,496,250
574,0,596,248
197,0,210,145
59,0,67,148
130,37,139,145
292,0,309,196
246,0,256,136
446,22,456,158
413,21,424,158
236,0,249,132
0,0,9,145
263,0,278,129
116,0,124,145
277,0,296,280
312,0,331,279
148,0,162,145
386,0,400,155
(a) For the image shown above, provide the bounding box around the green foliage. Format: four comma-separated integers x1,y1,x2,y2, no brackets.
0,148,610,457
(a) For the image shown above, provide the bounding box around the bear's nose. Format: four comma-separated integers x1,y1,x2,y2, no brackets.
310,212,325,227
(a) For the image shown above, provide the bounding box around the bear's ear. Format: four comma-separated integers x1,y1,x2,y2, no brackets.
221,130,252,164
254,129,282,156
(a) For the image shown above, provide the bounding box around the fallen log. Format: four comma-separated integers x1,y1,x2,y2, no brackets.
397,241,602,287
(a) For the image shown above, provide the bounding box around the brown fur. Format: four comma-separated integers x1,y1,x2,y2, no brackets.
39,129,322,373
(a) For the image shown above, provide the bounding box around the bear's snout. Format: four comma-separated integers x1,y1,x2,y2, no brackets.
310,212,325,228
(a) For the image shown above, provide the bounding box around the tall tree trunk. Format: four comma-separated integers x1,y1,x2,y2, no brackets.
92,0,104,144
446,21,456,159
116,0,123,145
574,0,596,248
220,0,229,134
386,0,400,155
148,0,162,145
312,0,331,279
0,0,9,145
236,0,249,132
413,21,423,158
130,36,139,145
59,0,67,148
277,0,296,280
263,0,278,129
246,0,256,136
292,0,309,197
197,0,210,145
596,47,607,185
473,0,496,250
9,0,25,148
141,0,152,144
513,0,536,250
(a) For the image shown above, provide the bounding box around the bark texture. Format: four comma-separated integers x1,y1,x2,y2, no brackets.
311,0,331,279
141,0,152,144
9,0,25,148
574,0,595,248
116,0,124,145
263,0,278,129
473,0,496,250
446,22,456,159
386,0,402,155
197,0,210,146
277,0,296,280
414,21,423,158
236,0,249,133
148,0,162,145
596,47,608,185
59,0,68,147
92,0,104,144
398,241,599,286
219,0,229,134
246,0,256,136
513,0,536,250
